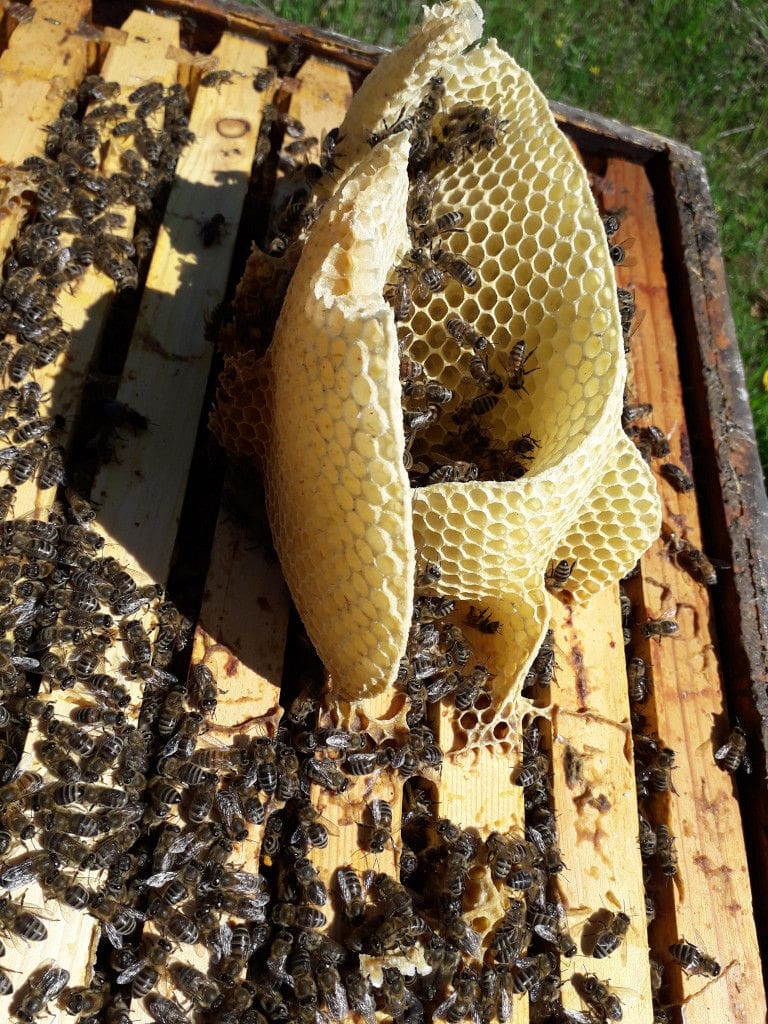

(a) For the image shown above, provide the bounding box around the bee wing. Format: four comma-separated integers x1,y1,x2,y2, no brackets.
144,871,176,888
115,960,145,985
324,980,350,1021
433,992,457,1021
209,920,232,962
742,752,753,774
102,922,123,948
498,986,512,1023
228,870,268,895
158,733,180,759
457,922,482,957
349,990,376,1024
42,965,71,999
369,798,388,826
532,920,560,945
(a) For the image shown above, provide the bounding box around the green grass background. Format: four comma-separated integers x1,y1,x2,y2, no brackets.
257,0,768,475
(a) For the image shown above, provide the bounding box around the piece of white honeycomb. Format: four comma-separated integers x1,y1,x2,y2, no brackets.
211,0,660,718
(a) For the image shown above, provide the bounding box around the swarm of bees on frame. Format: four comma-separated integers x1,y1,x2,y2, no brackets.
0,23,751,1024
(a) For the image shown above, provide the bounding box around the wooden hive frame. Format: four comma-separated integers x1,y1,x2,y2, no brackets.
0,1,765,1023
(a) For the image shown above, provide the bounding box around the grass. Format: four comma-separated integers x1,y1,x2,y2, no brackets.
254,0,768,476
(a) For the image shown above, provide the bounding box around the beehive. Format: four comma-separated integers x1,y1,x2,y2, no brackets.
212,0,660,719
0,3,763,1024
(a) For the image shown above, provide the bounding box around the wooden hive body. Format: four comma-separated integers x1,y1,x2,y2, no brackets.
0,2,764,1023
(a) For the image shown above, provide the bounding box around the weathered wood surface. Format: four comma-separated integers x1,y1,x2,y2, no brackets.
0,4,765,1023
550,588,654,1022
91,28,270,581
613,156,766,1023
284,54,353,166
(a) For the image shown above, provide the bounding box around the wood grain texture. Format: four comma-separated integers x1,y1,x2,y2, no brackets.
91,28,269,583
550,588,654,1022
191,497,288,732
612,156,766,1023
286,55,353,166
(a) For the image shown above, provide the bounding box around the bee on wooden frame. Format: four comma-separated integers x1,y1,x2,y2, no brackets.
642,608,679,642
715,722,751,774
200,69,243,89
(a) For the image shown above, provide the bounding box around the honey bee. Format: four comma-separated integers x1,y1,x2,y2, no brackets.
0,895,48,942
627,656,649,703
408,169,438,224
0,770,44,808
609,235,636,266
715,722,751,774
253,65,278,92
64,986,108,1017
421,458,478,484
655,823,678,876
199,212,227,247
12,962,70,1022
506,339,538,393
171,964,222,1009
602,209,625,238
8,346,38,385
465,604,502,634
468,351,504,394
666,531,717,586
669,938,721,977
642,610,679,641
638,424,671,459
336,866,366,920
145,995,192,1024
366,797,394,854
200,69,241,89
445,315,492,353
405,246,445,296
660,461,694,492
314,964,348,1020
637,813,657,860
365,105,414,147
576,973,624,1021
433,247,479,289
642,745,677,794
545,557,576,592
402,378,454,406
385,267,415,322
593,911,631,959
189,662,217,717
413,210,466,246
507,952,557,1001
433,968,482,1022
302,757,350,794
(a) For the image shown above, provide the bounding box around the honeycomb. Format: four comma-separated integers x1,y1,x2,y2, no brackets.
212,0,660,715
